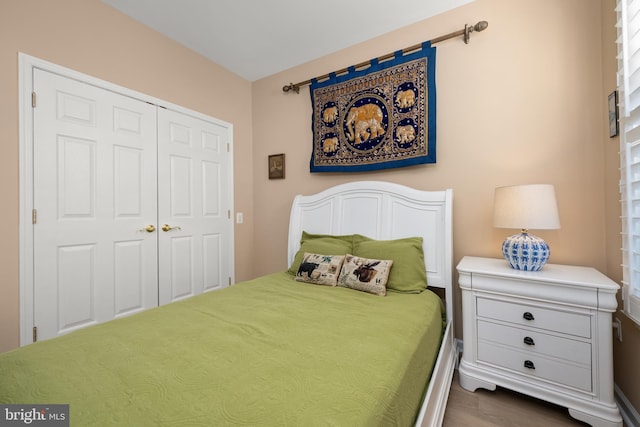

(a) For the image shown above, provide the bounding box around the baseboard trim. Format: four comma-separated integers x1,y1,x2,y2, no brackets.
615,383,640,427
455,339,463,369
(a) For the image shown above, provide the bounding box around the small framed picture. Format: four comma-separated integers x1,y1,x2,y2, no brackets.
609,90,619,138
268,153,285,179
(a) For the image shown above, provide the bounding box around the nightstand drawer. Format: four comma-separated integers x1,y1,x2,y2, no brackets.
476,297,591,338
477,320,591,365
477,341,592,392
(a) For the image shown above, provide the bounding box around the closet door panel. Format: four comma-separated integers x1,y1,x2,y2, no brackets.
170,236,194,300
33,69,159,341
114,240,146,316
157,109,232,305
169,155,193,216
203,234,222,291
57,244,96,332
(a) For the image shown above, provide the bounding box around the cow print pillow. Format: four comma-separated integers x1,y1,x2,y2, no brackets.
337,254,393,296
295,252,345,286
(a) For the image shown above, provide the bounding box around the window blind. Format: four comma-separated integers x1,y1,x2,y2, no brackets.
618,0,640,324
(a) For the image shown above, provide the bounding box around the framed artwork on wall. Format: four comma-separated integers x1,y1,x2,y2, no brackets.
268,153,285,179
609,90,619,138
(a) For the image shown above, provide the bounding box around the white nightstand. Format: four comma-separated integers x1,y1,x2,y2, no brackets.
457,256,622,427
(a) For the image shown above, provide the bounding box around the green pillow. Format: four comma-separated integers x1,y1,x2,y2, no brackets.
288,231,354,275
352,236,427,293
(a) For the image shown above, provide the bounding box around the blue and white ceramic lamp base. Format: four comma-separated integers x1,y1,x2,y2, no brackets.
501,231,550,271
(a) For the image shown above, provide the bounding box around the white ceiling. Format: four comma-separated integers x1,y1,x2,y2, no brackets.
101,0,474,82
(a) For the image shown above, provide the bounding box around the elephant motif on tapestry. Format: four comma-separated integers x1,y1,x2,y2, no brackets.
322,106,338,124
322,136,339,153
345,104,386,144
395,89,416,109
395,125,416,144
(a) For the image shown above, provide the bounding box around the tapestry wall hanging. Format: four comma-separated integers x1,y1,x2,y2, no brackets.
309,42,436,173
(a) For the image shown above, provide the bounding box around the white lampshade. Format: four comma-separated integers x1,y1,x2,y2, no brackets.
493,184,560,271
493,184,560,230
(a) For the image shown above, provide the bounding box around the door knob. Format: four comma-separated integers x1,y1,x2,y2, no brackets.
161,224,182,232
140,225,156,233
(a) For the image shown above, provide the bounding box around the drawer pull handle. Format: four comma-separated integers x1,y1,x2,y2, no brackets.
523,336,535,346
524,360,536,370
523,312,535,321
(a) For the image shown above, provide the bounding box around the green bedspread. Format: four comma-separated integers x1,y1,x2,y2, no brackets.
0,272,444,426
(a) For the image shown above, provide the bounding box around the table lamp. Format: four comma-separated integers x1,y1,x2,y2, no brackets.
493,184,560,271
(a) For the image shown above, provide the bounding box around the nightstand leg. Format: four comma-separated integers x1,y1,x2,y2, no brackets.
457,361,497,392
568,407,623,427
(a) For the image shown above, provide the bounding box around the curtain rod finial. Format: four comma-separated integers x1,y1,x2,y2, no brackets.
282,83,300,94
475,21,489,32
464,20,488,44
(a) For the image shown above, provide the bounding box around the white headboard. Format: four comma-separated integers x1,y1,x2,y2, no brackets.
288,181,453,322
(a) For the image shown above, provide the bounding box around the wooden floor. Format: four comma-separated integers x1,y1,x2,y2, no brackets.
442,371,593,427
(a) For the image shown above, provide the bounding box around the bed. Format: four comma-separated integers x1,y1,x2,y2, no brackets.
0,181,456,426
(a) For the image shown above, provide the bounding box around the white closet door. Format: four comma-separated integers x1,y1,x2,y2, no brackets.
157,109,232,305
33,69,159,341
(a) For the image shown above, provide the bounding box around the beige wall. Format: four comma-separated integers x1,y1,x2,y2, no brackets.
252,0,640,412
0,0,255,352
253,0,606,325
